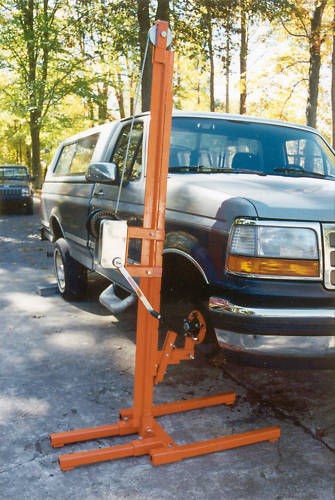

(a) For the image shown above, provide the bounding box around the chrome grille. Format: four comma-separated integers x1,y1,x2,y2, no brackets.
0,187,21,197
323,224,335,290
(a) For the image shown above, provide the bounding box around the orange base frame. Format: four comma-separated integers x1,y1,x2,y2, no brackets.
50,322,280,471
50,21,280,471
50,393,280,471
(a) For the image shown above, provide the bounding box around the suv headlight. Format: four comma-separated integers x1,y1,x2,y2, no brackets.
226,220,320,278
21,187,30,196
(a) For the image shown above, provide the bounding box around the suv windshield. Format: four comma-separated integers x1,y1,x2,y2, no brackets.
169,117,335,180
0,166,29,180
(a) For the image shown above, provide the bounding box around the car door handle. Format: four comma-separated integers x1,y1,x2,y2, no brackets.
95,190,104,197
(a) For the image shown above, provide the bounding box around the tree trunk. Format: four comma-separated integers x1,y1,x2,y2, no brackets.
208,14,215,112
116,73,126,119
239,6,248,115
25,145,31,172
225,26,231,113
137,0,152,112
30,112,42,188
306,0,327,128
22,0,48,187
156,0,170,21
98,82,109,123
332,5,335,146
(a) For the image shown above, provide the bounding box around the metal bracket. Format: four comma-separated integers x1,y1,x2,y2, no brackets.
154,311,206,384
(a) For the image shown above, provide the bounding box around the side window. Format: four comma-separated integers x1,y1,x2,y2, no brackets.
54,143,76,176
54,134,99,176
111,122,143,181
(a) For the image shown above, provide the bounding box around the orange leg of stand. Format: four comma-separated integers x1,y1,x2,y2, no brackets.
50,20,280,471
150,427,281,466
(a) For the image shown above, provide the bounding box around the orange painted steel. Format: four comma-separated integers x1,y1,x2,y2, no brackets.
151,427,281,466
50,20,280,471
120,392,237,421
50,420,137,448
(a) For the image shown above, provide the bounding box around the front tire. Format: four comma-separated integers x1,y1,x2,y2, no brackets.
54,238,87,301
160,256,218,352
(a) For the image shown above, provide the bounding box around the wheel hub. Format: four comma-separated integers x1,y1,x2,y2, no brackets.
183,310,206,344
54,249,65,292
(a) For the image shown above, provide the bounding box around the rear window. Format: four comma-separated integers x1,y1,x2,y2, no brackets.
54,134,99,176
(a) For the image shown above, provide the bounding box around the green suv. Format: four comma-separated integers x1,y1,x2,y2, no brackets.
0,165,34,214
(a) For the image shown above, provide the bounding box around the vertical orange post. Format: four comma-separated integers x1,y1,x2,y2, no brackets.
132,20,174,433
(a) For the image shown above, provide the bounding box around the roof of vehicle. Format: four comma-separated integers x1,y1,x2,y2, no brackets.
171,111,316,133
59,110,320,146
125,110,316,132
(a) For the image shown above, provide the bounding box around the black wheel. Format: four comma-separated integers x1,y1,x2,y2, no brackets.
25,200,34,215
160,255,218,352
53,238,87,301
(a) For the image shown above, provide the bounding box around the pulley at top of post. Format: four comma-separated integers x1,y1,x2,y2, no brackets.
148,22,173,48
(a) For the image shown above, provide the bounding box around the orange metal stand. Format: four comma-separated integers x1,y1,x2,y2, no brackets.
50,20,280,471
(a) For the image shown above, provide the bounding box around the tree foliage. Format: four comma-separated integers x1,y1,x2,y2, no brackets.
0,0,87,184
260,0,332,127
0,0,333,180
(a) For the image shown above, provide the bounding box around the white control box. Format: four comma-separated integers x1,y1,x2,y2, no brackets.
99,219,128,268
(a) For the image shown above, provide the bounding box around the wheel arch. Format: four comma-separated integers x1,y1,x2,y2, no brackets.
49,214,64,242
162,248,209,299
161,249,218,348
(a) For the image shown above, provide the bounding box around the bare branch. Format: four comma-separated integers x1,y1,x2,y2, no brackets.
280,19,308,39
280,78,307,119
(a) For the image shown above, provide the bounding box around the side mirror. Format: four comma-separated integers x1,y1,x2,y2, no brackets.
86,162,118,184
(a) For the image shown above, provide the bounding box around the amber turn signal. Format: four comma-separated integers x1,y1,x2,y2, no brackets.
227,255,320,277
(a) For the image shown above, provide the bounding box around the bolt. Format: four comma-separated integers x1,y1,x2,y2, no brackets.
113,257,122,268
161,30,167,38
189,354,195,360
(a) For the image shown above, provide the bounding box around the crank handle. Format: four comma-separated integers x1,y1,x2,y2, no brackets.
113,258,161,320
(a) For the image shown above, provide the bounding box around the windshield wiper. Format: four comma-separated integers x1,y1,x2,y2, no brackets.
169,166,266,175
229,168,267,176
273,167,305,174
169,165,222,173
273,167,330,179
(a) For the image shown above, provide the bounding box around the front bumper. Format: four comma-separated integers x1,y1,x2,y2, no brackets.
209,296,335,362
